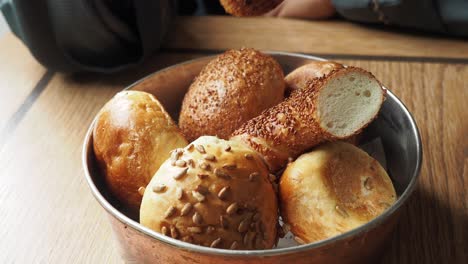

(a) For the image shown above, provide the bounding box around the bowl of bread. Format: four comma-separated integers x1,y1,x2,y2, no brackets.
83,49,422,263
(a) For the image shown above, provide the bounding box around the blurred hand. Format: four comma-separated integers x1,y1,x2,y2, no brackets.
265,0,335,20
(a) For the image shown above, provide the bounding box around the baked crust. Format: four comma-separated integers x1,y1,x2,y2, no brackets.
179,48,285,142
93,91,188,214
220,0,284,16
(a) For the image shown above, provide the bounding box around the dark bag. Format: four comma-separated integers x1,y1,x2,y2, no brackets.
1,0,176,72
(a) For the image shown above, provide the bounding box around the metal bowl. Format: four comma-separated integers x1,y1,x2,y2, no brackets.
82,52,422,263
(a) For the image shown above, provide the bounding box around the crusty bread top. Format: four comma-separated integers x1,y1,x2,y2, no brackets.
140,136,278,250
279,142,396,243
285,61,343,92
220,0,284,16
93,91,188,215
179,48,285,141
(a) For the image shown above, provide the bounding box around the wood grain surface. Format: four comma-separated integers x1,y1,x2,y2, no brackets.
0,16,467,263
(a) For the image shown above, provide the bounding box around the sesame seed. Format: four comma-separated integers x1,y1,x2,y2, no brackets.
138,186,145,196
215,168,231,180
224,145,231,152
220,216,228,228
192,212,203,224
226,203,238,215
181,203,193,216
244,153,254,160
175,187,184,200
152,184,166,193
210,238,222,248
182,236,193,243
249,172,259,181
222,163,237,170
195,145,206,154
217,186,230,200
173,167,188,180
170,226,179,238
192,191,206,202
161,226,169,236
170,160,176,166
243,232,256,246
252,213,260,221
175,160,187,167
187,227,202,234
204,154,216,161
287,157,294,163
238,218,251,233
335,205,349,218
230,241,238,250
164,206,176,219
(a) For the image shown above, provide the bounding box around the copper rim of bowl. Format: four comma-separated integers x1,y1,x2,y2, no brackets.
82,51,422,257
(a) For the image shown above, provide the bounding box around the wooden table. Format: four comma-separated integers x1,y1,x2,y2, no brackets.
0,16,466,263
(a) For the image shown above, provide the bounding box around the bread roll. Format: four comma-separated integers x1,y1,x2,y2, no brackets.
231,67,385,172
285,61,343,92
93,91,188,214
220,0,284,16
179,48,285,141
279,142,396,244
140,136,278,250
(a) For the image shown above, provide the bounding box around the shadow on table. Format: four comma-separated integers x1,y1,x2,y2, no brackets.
381,185,467,264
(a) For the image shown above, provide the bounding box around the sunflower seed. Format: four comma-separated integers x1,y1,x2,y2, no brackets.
170,226,179,238
215,168,231,180
230,241,238,250
238,218,251,233
175,187,184,200
222,163,236,170
173,167,188,180
364,177,372,190
164,206,176,219
175,160,187,167
206,226,215,234
187,159,195,168
204,154,216,161
181,203,193,216
138,186,145,196
226,203,238,215
220,216,228,228
152,184,166,193
192,191,206,202
195,145,206,154
210,238,222,248
335,205,349,218
294,236,306,244
249,172,259,181
193,212,203,224
161,226,169,236
268,174,276,182
244,153,253,160
187,227,202,234
217,186,230,200
195,185,209,195
199,162,210,170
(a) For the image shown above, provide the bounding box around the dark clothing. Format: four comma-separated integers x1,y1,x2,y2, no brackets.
333,0,468,37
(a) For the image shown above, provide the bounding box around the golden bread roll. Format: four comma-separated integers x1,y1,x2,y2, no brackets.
140,136,278,250
93,91,188,214
220,0,284,16
231,67,385,172
279,142,396,244
179,48,285,141
285,61,344,92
